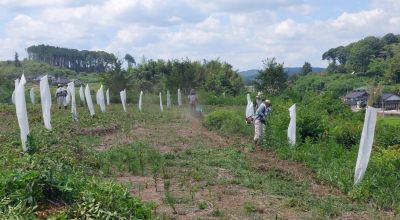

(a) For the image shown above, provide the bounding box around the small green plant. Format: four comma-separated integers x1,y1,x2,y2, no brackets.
212,208,223,217
163,180,177,214
139,147,145,176
198,201,207,210
189,185,199,203
243,201,257,214
318,196,340,218
70,196,119,219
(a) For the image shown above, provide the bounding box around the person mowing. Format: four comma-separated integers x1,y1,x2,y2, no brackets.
254,99,272,146
55,84,67,109
188,89,198,113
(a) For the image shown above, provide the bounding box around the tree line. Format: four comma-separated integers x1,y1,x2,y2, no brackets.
102,58,245,102
322,33,400,84
26,45,117,73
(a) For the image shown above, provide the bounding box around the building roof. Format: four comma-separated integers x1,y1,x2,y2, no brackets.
344,91,368,99
354,86,368,91
380,93,400,101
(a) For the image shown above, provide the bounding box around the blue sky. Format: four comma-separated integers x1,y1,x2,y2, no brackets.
0,0,399,70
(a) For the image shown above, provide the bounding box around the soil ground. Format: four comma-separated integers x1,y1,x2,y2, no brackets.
98,109,392,220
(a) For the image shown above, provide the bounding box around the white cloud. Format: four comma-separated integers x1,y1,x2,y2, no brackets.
0,0,71,7
274,19,306,38
330,9,385,29
1,0,400,70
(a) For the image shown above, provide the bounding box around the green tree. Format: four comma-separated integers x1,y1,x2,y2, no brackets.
382,33,399,45
300,62,312,75
202,60,244,95
124,53,136,69
346,36,382,73
26,44,116,72
14,52,21,67
254,58,287,95
367,58,387,77
335,46,350,65
322,48,337,64
102,60,132,102
385,53,400,84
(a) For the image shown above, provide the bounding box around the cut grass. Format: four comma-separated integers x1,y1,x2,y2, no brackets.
379,115,400,126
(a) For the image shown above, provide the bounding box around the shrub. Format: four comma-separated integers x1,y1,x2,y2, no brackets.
297,107,327,142
198,91,247,106
331,122,361,149
203,109,252,136
351,149,400,210
375,123,400,148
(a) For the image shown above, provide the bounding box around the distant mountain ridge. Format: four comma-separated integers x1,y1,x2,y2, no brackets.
239,67,326,84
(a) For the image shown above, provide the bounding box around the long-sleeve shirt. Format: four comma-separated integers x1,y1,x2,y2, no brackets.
188,94,197,104
55,87,67,98
255,103,271,121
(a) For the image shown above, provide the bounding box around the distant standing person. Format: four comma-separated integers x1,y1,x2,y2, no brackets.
188,89,198,112
55,84,67,109
254,99,272,146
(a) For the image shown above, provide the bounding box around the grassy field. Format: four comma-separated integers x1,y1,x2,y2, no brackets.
379,116,400,126
0,97,397,219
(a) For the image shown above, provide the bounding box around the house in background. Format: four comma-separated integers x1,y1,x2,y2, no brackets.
343,91,369,107
374,93,400,110
50,76,70,86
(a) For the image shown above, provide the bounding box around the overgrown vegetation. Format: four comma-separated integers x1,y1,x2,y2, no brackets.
204,91,400,213
0,104,157,219
0,60,77,78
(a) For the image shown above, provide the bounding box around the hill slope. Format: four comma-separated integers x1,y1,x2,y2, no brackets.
0,60,77,78
239,67,326,84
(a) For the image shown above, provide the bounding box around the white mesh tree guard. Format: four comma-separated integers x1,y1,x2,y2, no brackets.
67,82,77,119
15,74,30,151
245,94,254,118
11,78,19,104
106,88,110,105
288,104,296,146
138,90,143,112
167,90,171,108
85,84,95,116
64,89,71,106
30,87,35,104
40,75,52,130
79,85,86,105
354,106,377,185
96,85,106,113
159,92,164,112
178,88,182,106
120,89,127,112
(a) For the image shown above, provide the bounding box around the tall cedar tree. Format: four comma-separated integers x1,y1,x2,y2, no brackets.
14,52,21,67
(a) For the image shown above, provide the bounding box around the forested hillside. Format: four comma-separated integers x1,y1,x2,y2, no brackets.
26,45,117,72
322,33,400,84
239,67,326,85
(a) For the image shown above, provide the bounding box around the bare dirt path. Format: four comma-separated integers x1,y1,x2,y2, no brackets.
109,111,390,219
